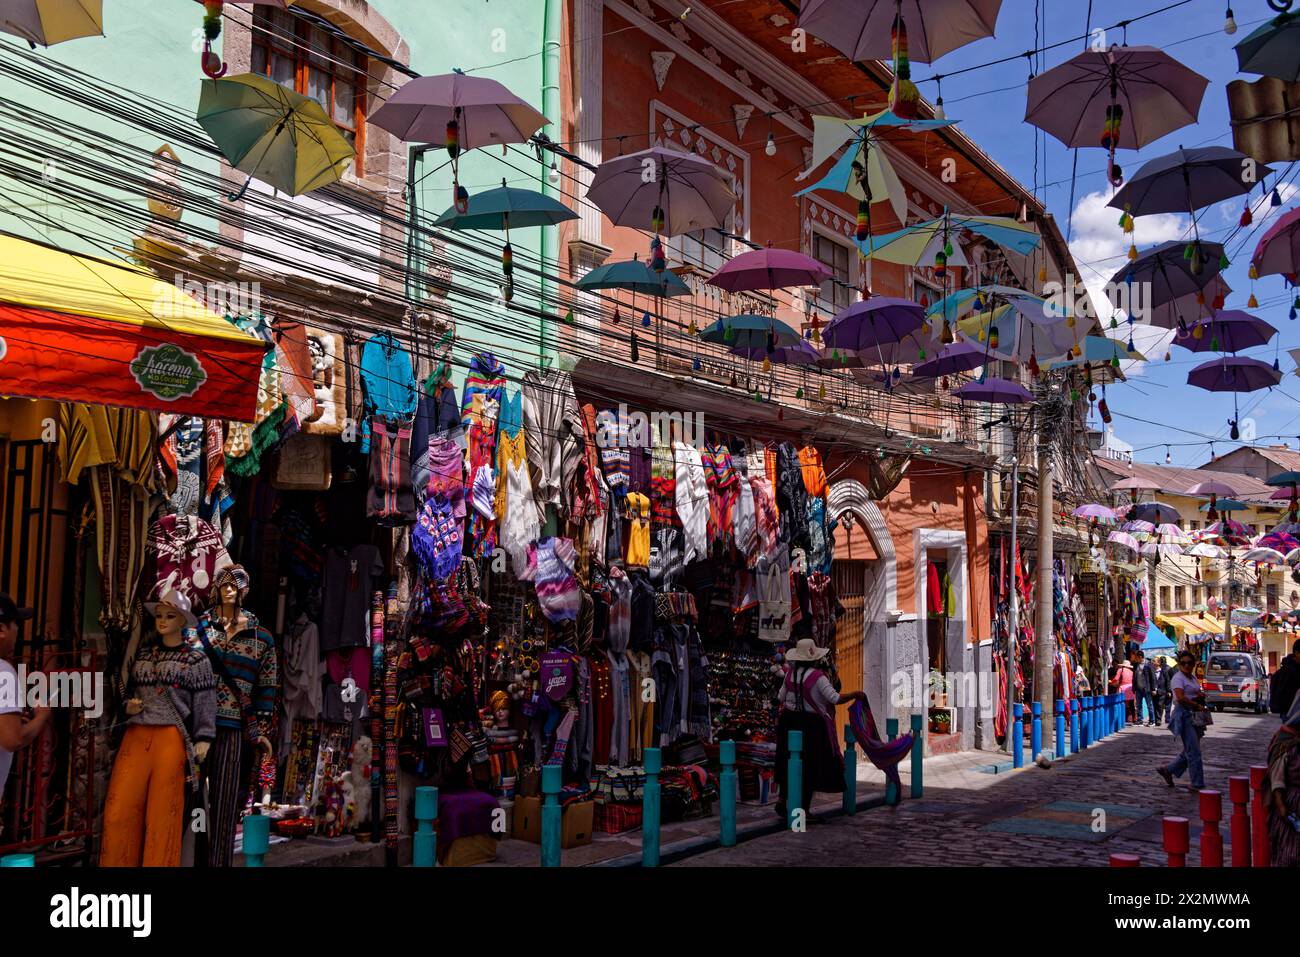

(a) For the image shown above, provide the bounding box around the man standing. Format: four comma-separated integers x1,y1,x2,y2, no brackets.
1272,639,1300,719
1131,648,1154,726
1151,656,1171,726
0,594,50,799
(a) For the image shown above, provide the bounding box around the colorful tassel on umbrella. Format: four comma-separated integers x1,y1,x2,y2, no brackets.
888,13,920,119
855,199,870,242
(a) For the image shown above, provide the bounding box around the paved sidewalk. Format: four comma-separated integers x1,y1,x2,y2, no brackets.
674,710,1279,867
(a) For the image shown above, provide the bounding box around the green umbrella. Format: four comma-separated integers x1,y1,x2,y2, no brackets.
197,73,355,201
1235,13,1300,83
433,179,577,230
700,314,801,351
576,255,691,297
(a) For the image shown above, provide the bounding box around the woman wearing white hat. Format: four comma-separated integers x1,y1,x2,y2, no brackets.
775,638,866,823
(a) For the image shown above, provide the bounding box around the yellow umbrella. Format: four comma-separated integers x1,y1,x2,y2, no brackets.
0,0,102,46
197,73,355,200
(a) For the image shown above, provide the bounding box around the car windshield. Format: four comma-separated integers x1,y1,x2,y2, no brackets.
1207,655,1252,676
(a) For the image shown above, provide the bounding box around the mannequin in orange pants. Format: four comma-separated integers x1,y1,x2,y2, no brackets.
100,590,216,867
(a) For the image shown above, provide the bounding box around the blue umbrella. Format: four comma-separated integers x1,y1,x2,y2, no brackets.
434,179,578,230
1235,14,1300,83
575,255,691,297
700,314,801,351
1143,621,1176,652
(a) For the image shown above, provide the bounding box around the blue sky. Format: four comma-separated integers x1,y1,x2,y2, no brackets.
914,0,1300,469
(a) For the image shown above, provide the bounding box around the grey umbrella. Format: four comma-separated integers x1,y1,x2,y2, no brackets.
797,0,1003,64
1107,146,1273,216
586,146,736,238
1235,13,1300,83
1108,240,1226,329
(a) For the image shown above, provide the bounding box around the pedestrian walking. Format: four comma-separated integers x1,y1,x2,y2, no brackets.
774,638,865,824
1132,648,1155,726
1151,656,1171,726
1157,650,1209,791
1271,638,1300,720
1110,655,1135,724
1264,694,1300,867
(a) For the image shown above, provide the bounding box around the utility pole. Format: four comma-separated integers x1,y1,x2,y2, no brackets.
1005,456,1019,755
1036,428,1055,754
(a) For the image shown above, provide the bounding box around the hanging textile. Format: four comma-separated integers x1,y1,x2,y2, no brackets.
520,368,585,523
463,352,506,556
358,332,417,455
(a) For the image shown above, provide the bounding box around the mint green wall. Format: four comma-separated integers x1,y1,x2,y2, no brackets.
0,0,552,384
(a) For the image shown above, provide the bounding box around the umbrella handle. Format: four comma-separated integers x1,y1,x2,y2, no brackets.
227,173,253,203
201,42,228,79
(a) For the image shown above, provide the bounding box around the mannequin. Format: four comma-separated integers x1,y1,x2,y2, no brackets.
196,564,279,867
101,588,216,867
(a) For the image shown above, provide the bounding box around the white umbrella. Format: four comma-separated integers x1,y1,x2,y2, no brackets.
1241,547,1286,564
1108,530,1142,552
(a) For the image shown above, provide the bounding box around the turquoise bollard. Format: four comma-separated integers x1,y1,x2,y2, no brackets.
242,813,270,867
910,713,923,798
1069,699,1079,754
843,724,858,814
720,740,737,847
0,854,34,867
541,764,562,868
1055,700,1066,759
413,785,438,867
642,748,662,867
1030,701,1043,760
884,718,899,804
786,730,804,826
1012,703,1024,768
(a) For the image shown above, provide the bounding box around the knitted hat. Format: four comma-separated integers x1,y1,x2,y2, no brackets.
211,564,250,603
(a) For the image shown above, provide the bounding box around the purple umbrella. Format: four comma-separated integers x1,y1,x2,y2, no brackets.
798,0,1003,64
913,340,986,377
587,146,736,237
1108,241,1226,324
1138,276,1231,330
1073,503,1119,523
368,72,546,150
1175,310,1276,354
707,244,832,292
1187,356,1281,393
1107,147,1272,217
953,377,1032,404
730,339,821,366
823,297,925,351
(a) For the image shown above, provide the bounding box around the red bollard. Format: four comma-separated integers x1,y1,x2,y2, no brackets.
1228,776,1252,868
1198,790,1223,867
1110,853,1141,867
1249,765,1270,868
1163,816,1190,867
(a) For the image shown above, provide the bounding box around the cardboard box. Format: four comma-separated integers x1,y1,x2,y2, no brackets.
510,795,593,848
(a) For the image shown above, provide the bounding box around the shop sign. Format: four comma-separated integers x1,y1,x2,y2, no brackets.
130,342,207,400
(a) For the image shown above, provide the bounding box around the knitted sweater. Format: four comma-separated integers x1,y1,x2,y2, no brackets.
524,537,580,623
196,613,279,738
126,641,218,743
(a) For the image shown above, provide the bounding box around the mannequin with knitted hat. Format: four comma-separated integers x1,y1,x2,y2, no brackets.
195,564,280,866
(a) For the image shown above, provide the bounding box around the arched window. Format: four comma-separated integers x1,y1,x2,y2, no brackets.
249,3,367,174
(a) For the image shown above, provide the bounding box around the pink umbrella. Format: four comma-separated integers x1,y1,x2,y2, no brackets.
1241,547,1286,565
1122,519,1155,535
1073,503,1119,522
1108,530,1142,552
1188,480,1236,496
797,0,1003,63
1251,207,1300,279
369,72,546,151
706,244,832,292
587,146,736,237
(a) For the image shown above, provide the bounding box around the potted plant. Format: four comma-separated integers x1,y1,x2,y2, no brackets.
928,668,949,708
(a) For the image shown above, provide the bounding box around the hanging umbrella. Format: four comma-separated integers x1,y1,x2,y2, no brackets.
575,255,691,297
1139,275,1232,331
706,244,832,292
1266,471,1300,487
433,179,577,230
1235,13,1300,82
699,315,802,351
1073,503,1119,523
1256,531,1300,553
1271,486,1299,500
1188,480,1236,496
1130,501,1181,525
952,377,1033,404
1187,356,1281,393
1108,530,1142,552
913,340,986,377
1176,311,1276,354
197,73,355,200
730,339,821,367
1025,46,1208,187
368,71,546,150
1108,241,1226,328
823,297,926,351
1186,541,1225,559
797,0,1003,63
1252,208,1300,278
0,0,101,46
1050,335,1146,378
1287,548,1300,564
1122,519,1156,535
928,284,1067,326
1107,146,1273,216
1199,498,1248,512
587,146,736,237
859,214,1041,264
1204,519,1252,547
1242,547,1287,564
956,306,1078,365
1142,541,1186,558
1155,523,1189,542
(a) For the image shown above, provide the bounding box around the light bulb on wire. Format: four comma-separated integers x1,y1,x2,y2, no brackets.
765,132,776,157
1165,445,1172,465
1224,6,1236,34
547,160,560,185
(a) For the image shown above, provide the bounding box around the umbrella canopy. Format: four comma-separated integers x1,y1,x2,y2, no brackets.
1122,519,1156,535
1108,240,1226,321
956,306,1078,364
1252,207,1300,279
1187,480,1236,496
1271,486,1299,500
1131,501,1181,525
730,339,821,366
434,180,578,230
1108,530,1142,552
1242,547,1287,564
1142,541,1186,558
699,315,802,351
1185,542,1225,558
197,73,355,199
1144,622,1177,652
927,284,1066,325
860,214,1040,263
1267,471,1300,487
1256,531,1300,553
1050,335,1145,373
1138,275,1231,330
1107,147,1272,216
1073,503,1119,522
1199,498,1248,512
368,71,546,150
913,340,986,377
952,377,1033,404
797,0,1003,63
1235,14,1300,82
0,233,266,421
1155,523,1189,543
706,245,832,292
1176,311,1275,354
823,297,926,351
1112,476,1156,491
1187,356,1281,393
1204,519,1252,546
575,256,691,297
1025,46,1208,150
587,146,736,237
0,0,100,45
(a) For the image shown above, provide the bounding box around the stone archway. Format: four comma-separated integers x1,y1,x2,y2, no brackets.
827,479,898,723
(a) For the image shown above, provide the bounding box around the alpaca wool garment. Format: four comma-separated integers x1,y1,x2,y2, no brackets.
497,431,539,577
749,475,780,561
674,442,709,564
462,352,506,555
524,537,581,623
521,370,586,522
411,380,463,495
358,333,417,455
733,473,758,566
625,492,651,568
703,443,739,549
650,444,678,526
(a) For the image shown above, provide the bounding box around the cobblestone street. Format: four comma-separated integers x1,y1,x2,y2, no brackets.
675,710,1279,867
